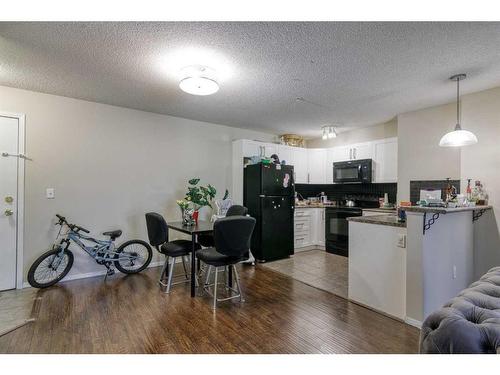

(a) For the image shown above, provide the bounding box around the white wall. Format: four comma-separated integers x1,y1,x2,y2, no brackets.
460,87,500,277
398,86,500,279
397,103,461,202
0,85,276,282
306,119,397,148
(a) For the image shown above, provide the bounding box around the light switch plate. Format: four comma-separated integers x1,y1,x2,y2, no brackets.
46,188,55,199
397,234,406,248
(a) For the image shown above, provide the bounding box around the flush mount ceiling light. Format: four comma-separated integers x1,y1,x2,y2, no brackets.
179,65,219,96
322,125,337,140
439,74,478,147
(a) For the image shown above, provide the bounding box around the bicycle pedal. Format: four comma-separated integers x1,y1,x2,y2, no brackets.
106,269,115,276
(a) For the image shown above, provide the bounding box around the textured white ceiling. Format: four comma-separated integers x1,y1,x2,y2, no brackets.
1,22,500,138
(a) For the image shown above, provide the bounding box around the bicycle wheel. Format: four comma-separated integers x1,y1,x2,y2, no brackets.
114,240,152,274
27,248,74,288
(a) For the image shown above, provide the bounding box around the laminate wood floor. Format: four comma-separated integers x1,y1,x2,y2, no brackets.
262,250,348,298
0,264,419,353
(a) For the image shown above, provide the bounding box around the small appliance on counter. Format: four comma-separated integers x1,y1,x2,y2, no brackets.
244,162,295,262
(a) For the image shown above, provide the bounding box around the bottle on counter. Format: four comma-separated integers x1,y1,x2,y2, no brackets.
472,180,488,205
466,179,472,201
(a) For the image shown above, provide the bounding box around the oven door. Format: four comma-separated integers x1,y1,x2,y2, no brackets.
325,208,362,257
333,162,362,183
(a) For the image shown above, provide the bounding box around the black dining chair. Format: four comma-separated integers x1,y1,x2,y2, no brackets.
145,212,201,293
196,216,256,309
197,205,249,248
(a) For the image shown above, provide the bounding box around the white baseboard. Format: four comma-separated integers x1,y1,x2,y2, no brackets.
294,245,325,253
405,317,422,329
22,260,165,289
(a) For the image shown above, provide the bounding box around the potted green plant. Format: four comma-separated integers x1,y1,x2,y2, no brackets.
184,178,216,223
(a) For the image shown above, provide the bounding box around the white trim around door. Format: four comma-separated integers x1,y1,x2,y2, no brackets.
1,112,26,289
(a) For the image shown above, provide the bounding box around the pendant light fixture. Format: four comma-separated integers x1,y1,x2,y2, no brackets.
439,74,478,147
321,125,337,140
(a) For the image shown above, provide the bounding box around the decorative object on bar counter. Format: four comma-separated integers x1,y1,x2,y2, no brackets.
472,180,488,205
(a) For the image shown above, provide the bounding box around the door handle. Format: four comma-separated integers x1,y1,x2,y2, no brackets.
4,209,13,216
349,148,352,159
353,148,357,159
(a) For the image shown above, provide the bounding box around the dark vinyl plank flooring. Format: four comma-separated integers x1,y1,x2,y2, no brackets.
0,265,419,353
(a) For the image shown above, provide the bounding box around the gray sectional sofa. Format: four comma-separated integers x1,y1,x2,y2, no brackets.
420,267,500,354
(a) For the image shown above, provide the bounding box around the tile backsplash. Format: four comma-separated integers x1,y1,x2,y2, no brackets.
295,183,397,203
409,180,461,204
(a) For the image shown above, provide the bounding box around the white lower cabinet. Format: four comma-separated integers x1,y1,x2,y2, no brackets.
348,222,407,319
294,208,325,251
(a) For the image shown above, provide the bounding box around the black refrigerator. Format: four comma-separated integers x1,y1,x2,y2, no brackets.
244,163,294,262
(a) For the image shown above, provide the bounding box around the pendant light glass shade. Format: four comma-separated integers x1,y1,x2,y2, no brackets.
439,125,478,147
439,74,478,147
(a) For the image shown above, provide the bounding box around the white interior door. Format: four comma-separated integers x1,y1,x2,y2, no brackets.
0,115,20,291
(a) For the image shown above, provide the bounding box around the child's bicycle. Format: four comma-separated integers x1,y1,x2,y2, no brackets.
28,214,152,288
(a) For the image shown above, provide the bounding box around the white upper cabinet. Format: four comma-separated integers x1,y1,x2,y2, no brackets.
351,142,374,160
291,147,309,184
329,145,351,162
277,145,308,184
307,149,327,184
373,137,398,183
242,140,263,158
261,143,277,158
233,137,397,200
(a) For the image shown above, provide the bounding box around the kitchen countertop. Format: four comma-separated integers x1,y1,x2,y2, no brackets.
347,214,406,228
295,204,395,210
295,204,330,208
402,205,492,214
362,207,397,213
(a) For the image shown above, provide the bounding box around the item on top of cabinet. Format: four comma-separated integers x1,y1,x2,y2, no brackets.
399,201,412,207
279,134,305,147
270,154,280,164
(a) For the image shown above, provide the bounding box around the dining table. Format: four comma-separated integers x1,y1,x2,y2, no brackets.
167,220,232,297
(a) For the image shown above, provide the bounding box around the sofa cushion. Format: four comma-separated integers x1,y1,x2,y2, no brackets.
420,266,500,354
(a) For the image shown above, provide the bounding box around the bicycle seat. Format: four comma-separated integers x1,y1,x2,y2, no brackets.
102,230,122,240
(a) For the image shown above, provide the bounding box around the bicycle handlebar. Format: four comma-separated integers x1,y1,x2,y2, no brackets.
55,214,90,233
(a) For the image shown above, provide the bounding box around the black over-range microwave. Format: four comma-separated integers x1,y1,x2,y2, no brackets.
333,159,373,183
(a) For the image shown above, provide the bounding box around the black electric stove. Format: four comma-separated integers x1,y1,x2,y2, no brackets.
325,199,380,257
